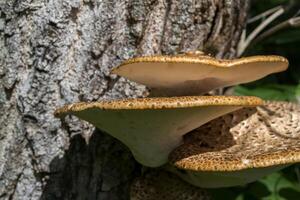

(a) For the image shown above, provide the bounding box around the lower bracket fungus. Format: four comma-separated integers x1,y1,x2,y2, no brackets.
55,96,262,167
112,53,288,96
169,101,300,188
130,170,211,200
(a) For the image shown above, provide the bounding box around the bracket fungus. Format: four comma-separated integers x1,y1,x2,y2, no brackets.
55,96,262,167
130,171,211,200
169,101,300,188
55,51,292,193
112,52,288,96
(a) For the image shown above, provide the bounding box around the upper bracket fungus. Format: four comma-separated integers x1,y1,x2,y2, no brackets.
112,53,288,96
169,101,300,188
55,96,262,167
130,170,211,200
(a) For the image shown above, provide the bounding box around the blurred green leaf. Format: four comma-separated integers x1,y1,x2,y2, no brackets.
296,83,300,102
258,171,300,200
234,84,298,101
211,170,300,200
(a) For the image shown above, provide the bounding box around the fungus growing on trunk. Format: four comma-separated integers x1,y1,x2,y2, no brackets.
112,53,288,96
169,101,300,188
130,171,211,200
55,96,262,167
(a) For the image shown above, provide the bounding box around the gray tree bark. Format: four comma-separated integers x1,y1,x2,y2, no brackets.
0,0,249,199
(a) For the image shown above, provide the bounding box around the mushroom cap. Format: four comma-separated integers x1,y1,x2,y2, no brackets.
112,54,288,96
130,170,211,200
169,101,300,187
55,96,262,167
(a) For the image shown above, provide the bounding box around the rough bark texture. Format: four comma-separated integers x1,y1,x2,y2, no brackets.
0,0,249,199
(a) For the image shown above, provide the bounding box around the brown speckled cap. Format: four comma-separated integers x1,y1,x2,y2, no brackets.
112,53,288,96
54,96,262,167
55,95,262,116
130,171,211,200
170,101,300,171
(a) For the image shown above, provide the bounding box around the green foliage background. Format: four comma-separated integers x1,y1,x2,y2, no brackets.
211,1,300,199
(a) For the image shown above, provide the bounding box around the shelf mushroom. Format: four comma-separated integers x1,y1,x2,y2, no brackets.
55,96,262,167
112,52,288,96
131,171,211,200
169,101,300,188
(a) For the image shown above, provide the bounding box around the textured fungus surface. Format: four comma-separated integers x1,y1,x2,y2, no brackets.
115,54,287,68
112,54,288,96
130,171,211,200
55,95,262,113
170,101,300,171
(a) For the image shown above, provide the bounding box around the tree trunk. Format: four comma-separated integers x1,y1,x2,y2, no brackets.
0,0,249,199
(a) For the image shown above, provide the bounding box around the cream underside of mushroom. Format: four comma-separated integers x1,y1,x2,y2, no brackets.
168,165,288,188
114,60,287,96
69,105,243,167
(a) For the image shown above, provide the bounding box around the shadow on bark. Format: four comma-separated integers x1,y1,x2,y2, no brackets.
41,131,140,200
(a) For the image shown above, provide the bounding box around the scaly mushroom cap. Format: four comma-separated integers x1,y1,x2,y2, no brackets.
130,171,211,200
55,96,262,167
169,101,300,187
112,53,288,96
